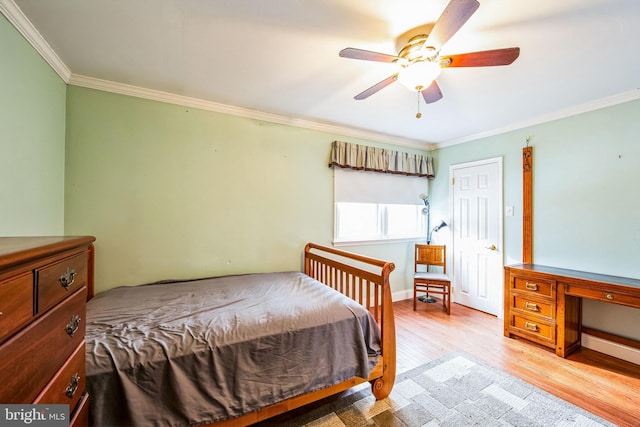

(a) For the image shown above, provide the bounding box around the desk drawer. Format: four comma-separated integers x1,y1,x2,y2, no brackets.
0,287,86,403
509,313,556,347
512,276,554,298
34,341,85,410
0,272,33,343
512,295,555,319
564,283,640,308
36,252,88,314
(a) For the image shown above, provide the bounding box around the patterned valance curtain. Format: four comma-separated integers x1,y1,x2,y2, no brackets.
329,140,434,178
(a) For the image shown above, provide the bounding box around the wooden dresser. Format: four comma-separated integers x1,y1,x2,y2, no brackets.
0,236,95,426
504,263,640,358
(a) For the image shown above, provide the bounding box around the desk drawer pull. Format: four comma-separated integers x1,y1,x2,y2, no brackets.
525,282,538,291
525,302,539,311
65,373,80,398
525,321,538,332
65,314,81,337
605,293,614,300
59,267,76,291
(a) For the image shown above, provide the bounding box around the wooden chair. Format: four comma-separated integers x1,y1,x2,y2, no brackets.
414,244,451,314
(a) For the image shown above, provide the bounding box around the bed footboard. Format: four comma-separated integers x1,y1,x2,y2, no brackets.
304,243,396,400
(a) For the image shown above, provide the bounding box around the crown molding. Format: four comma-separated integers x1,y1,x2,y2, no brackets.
436,88,640,149
0,0,71,82
65,74,640,152
68,74,430,150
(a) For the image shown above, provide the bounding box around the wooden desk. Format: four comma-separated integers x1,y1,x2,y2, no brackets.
504,263,640,357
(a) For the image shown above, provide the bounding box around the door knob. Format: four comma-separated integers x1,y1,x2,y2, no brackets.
485,245,497,251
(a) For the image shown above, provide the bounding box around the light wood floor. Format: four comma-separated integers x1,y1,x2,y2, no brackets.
401,298,640,427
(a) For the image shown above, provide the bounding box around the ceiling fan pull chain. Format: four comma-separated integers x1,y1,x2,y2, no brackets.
416,91,422,119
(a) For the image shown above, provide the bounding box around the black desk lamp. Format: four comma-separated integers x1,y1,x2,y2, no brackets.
427,220,448,244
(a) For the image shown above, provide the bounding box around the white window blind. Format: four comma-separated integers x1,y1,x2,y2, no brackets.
334,168,428,204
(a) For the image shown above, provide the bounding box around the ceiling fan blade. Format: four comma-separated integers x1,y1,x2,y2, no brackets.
421,80,443,104
354,74,398,100
339,47,398,63
441,47,520,67
427,0,480,50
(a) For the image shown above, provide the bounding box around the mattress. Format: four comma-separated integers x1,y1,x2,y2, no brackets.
85,271,381,426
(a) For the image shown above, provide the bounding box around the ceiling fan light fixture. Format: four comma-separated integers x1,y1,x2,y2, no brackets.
339,0,519,104
397,61,441,92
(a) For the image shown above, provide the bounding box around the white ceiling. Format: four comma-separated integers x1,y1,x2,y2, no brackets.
5,0,640,149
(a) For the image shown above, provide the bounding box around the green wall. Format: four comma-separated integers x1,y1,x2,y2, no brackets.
430,99,640,340
64,86,425,294
0,14,66,235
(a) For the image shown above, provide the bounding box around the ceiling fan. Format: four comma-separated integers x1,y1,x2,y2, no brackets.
339,0,520,115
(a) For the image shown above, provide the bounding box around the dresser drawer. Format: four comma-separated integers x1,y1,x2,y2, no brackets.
0,272,33,343
512,275,554,299
509,313,556,347
0,287,86,403
512,295,555,320
70,392,89,427
36,252,88,314
34,341,86,410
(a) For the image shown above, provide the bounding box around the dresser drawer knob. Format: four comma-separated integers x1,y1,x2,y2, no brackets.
605,293,614,300
59,267,77,290
525,282,538,291
65,373,80,398
525,302,539,311
525,321,538,332
65,314,81,337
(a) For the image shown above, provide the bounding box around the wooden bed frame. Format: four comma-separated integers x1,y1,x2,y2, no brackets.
210,243,397,426
86,243,396,426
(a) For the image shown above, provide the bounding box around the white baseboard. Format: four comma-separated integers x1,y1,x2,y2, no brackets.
393,289,413,301
582,333,640,365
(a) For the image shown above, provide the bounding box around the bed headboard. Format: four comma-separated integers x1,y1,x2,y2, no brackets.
303,242,395,386
303,243,395,319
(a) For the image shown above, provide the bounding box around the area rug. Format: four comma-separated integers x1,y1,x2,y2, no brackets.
255,352,614,427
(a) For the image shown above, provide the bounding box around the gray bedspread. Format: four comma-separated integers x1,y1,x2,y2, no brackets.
86,271,381,426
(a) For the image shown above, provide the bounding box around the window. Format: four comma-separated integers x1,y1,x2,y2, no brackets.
335,203,380,241
335,203,425,243
333,168,428,244
385,204,425,238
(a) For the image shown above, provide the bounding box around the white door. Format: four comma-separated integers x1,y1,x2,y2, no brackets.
450,158,503,316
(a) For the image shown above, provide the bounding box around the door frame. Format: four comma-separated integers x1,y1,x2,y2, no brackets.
448,157,505,318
